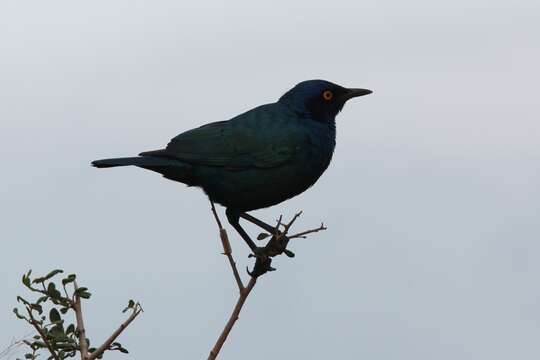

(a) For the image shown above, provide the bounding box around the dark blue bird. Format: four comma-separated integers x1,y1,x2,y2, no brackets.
92,80,371,255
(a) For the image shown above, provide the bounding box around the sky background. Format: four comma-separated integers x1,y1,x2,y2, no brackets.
1,0,539,359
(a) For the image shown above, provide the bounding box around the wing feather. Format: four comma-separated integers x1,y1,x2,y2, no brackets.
140,104,302,170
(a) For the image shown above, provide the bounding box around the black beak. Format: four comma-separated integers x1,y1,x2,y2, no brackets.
343,88,372,101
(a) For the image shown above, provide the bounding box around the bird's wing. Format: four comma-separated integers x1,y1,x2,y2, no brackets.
140,104,302,170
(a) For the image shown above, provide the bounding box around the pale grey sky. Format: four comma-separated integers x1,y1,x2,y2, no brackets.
1,0,539,359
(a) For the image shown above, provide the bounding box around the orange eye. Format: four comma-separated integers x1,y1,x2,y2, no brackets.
322,90,333,101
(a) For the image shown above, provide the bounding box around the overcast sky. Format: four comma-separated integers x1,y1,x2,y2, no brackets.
1,1,539,359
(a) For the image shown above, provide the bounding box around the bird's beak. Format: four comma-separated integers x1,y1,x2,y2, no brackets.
343,88,372,101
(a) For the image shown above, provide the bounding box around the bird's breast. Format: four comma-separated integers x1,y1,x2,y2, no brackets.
294,126,336,182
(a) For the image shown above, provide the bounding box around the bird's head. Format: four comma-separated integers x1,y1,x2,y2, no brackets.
278,79,372,123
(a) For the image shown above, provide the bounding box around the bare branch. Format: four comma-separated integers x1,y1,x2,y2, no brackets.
86,305,142,360
211,202,244,292
284,211,303,231
207,204,261,359
73,281,89,360
207,277,257,360
25,307,61,360
207,208,325,359
288,223,327,239
0,337,27,360
274,215,283,234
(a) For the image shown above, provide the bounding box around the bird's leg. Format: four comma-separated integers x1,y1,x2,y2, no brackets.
239,212,276,233
240,212,292,257
225,208,261,254
226,208,273,277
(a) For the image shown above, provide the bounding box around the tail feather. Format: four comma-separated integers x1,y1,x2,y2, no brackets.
91,156,177,168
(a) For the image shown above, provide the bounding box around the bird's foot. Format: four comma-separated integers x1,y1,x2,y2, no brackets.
246,212,327,278
247,253,274,278
250,246,268,257
246,234,291,277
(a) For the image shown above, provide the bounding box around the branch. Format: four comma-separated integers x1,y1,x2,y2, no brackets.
0,337,27,360
207,277,256,360
207,206,326,359
86,305,142,360
73,282,89,360
25,307,61,360
211,202,244,292
208,204,260,359
288,223,327,239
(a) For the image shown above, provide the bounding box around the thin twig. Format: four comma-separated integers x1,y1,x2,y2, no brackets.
284,211,303,231
208,203,260,359
0,337,27,360
207,277,256,360
274,215,283,234
73,282,89,360
25,307,61,360
288,223,327,239
207,207,326,359
211,202,244,292
273,211,303,243
86,306,142,360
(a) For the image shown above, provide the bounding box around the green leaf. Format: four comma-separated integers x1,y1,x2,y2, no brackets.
283,249,295,258
31,277,45,284
62,274,76,285
257,233,270,240
75,287,91,299
30,303,42,314
49,308,61,323
50,324,66,340
43,269,63,281
122,299,135,313
66,324,75,335
78,291,91,299
75,287,88,294
36,296,49,305
47,283,62,300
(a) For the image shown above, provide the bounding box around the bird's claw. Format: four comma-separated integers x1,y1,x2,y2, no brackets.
247,236,295,277
248,246,267,258
247,254,274,278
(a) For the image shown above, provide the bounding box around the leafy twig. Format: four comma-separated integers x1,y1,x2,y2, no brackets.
25,307,61,360
14,270,141,360
86,304,142,360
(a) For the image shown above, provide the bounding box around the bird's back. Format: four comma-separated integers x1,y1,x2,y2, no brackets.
142,102,336,210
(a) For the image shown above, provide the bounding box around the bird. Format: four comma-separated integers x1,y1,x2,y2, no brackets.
92,79,372,255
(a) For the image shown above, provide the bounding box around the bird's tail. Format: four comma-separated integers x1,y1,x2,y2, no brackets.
91,156,176,168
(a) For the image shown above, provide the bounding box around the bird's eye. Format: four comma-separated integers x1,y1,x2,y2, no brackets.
322,90,333,101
